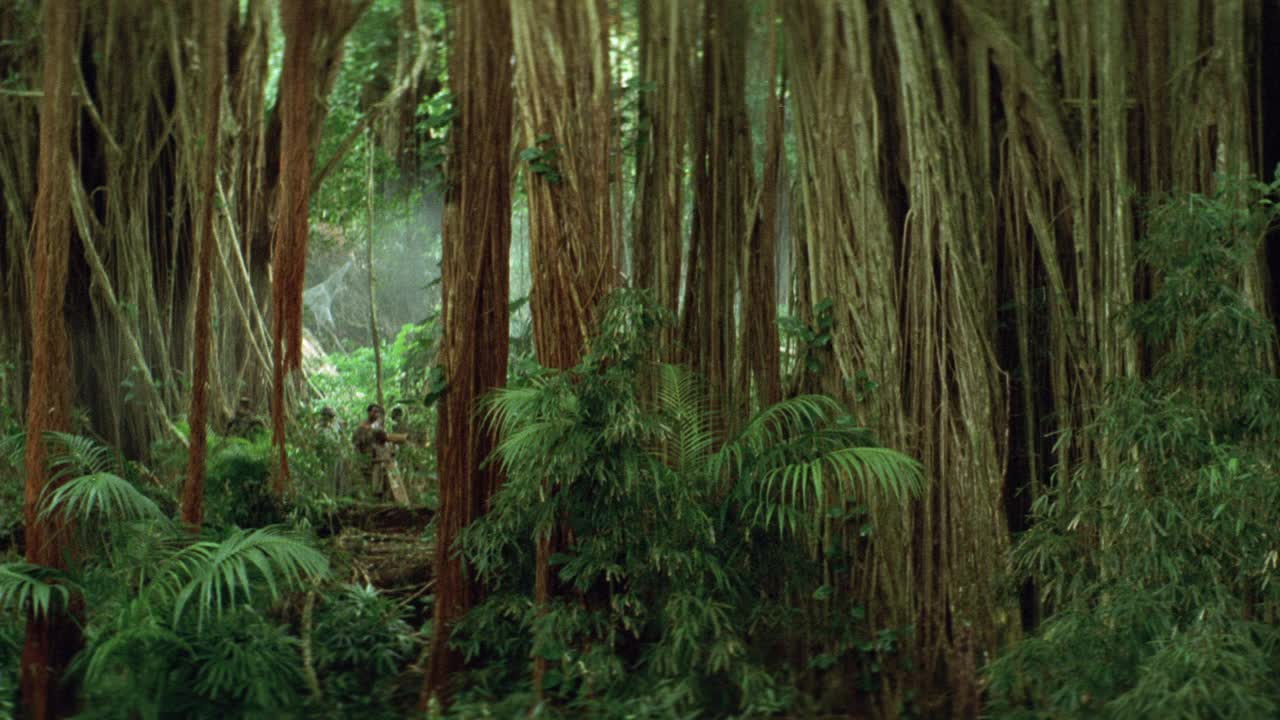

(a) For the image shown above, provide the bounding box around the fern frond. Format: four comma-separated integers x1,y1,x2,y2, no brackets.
731,395,841,451
0,562,75,619
821,446,925,501
164,527,329,630
39,472,164,524
656,365,715,473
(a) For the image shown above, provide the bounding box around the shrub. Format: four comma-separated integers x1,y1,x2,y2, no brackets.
311,584,421,718
205,436,282,528
0,435,330,718
448,290,923,717
986,180,1280,718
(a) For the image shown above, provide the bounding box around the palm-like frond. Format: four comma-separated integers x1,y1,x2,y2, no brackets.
160,527,329,630
0,562,76,619
44,431,119,482
713,395,842,480
752,447,923,534
39,471,164,524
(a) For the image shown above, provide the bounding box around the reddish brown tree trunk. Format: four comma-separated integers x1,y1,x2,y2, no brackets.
21,1,83,717
420,0,513,708
182,0,228,530
270,0,318,493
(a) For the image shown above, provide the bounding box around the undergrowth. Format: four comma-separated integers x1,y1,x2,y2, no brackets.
986,180,1280,718
444,290,924,718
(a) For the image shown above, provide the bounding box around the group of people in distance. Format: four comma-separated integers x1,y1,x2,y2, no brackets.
225,397,421,502
350,403,412,503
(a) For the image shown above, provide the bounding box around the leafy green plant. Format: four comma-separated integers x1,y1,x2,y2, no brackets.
519,133,563,184
780,296,834,379
0,433,331,717
448,290,923,717
987,180,1280,719
0,431,23,555
0,611,17,720
204,435,282,528
311,583,420,718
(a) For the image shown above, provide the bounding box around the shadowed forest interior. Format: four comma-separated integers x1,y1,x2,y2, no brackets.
2,1,1280,718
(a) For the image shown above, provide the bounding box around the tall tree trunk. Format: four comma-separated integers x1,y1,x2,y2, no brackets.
741,0,783,407
631,0,692,359
21,1,82,717
366,130,385,408
271,0,371,493
182,0,228,530
680,0,752,423
270,0,319,493
511,0,615,695
420,0,514,707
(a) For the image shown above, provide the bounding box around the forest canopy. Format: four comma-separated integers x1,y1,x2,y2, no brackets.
2,1,1280,718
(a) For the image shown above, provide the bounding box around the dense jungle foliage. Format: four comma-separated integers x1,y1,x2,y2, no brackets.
3,0,1280,718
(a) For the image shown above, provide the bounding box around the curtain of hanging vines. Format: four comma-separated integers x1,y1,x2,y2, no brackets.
630,0,693,363
781,0,1269,714
510,0,615,696
512,0,616,372
0,3,39,421
966,0,1269,623
0,0,277,459
679,0,753,423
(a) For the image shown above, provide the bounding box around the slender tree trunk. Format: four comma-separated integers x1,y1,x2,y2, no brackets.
366,129,384,408
21,1,82,717
182,0,228,530
271,0,371,493
271,0,319,493
742,0,783,407
420,0,513,708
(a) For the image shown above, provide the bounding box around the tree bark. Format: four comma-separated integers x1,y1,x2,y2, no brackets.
511,0,615,696
270,0,319,493
366,129,384,409
420,0,513,708
21,1,83,717
182,0,228,530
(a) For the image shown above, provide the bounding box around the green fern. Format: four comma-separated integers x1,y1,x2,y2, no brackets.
0,431,23,472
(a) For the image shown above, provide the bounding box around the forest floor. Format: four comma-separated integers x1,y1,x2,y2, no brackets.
313,502,435,600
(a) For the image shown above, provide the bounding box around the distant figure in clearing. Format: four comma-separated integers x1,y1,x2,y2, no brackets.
351,403,408,502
